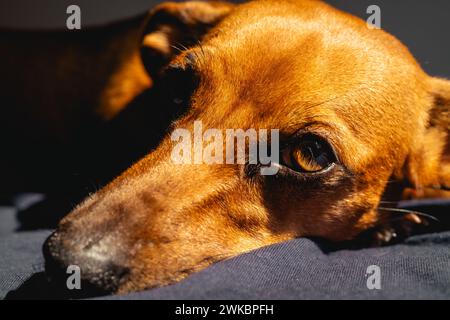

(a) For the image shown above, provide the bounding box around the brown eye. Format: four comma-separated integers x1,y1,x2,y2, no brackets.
281,135,336,173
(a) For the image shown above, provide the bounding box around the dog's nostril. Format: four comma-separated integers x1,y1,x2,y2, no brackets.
43,231,76,289
43,231,129,294
43,232,63,272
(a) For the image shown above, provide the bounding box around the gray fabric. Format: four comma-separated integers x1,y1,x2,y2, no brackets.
106,232,450,300
0,230,51,299
1,198,449,300
0,199,50,299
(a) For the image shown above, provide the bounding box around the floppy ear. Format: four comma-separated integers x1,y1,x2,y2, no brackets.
403,77,450,198
140,1,234,76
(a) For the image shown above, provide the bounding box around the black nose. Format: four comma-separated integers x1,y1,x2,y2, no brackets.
43,231,130,294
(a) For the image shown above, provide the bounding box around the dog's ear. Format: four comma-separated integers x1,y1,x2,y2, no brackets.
140,1,234,76
401,77,450,198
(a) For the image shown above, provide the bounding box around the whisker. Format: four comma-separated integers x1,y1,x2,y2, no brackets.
192,50,202,65
377,207,440,222
197,40,205,57
196,40,206,67
175,42,189,52
170,44,184,54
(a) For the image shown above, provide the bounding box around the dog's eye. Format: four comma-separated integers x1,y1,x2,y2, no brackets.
281,135,336,173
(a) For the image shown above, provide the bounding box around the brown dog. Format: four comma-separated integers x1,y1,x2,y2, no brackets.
44,0,450,294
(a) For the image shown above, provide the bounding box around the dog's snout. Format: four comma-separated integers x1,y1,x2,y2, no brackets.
43,231,130,293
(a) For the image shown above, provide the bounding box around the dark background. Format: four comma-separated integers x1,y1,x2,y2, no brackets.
1,0,449,77
0,0,449,300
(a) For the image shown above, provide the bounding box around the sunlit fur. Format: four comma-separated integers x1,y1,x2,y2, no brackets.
47,0,450,294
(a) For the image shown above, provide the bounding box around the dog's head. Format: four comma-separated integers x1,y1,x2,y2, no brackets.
44,0,450,294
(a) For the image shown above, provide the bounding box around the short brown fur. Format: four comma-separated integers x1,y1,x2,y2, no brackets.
45,0,450,294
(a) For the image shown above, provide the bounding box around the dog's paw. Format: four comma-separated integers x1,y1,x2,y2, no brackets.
371,213,430,246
